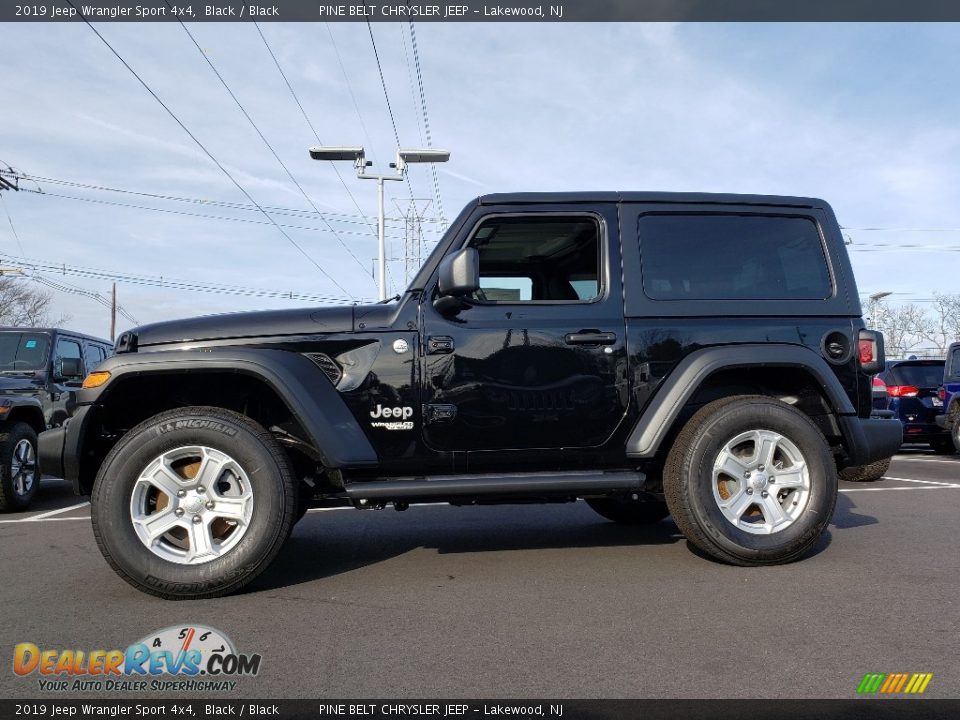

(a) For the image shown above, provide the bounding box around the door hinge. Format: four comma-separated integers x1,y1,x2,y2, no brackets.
427,335,455,354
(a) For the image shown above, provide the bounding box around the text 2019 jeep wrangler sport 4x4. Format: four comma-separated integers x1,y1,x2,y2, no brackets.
39,192,902,599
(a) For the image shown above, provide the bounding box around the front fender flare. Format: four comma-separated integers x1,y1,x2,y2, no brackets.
82,348,378,468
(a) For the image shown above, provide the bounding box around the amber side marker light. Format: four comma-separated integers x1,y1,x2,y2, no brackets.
82,371,111,389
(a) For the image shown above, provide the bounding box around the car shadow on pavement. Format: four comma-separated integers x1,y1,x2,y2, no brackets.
247,505,686,594
830,489,880,529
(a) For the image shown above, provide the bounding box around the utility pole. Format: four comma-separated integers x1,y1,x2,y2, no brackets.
393,198,439,286
110,282,116,342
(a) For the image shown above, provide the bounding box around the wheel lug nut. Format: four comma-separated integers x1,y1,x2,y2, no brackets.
758,465,765,471
744,471,751,478
177,490,186,498
205,501,215,510
746,488,753,495
761,491,768,498
192,515,202,524
769,476,776,483
174,508,184,517
197,486,205,494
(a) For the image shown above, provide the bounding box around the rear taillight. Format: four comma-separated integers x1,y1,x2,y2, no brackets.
872,376,886,390
938,387,945,401
857,329,885,375
887,385,919,397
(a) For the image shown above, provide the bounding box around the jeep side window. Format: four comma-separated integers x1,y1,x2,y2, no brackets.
638,214,832,301
54,337,84,378
468,216,601,302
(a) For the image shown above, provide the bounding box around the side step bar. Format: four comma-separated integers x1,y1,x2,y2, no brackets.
344,470,645,501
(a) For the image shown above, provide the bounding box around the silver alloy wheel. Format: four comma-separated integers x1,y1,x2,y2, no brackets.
711,429,811,535
129,446,254,565
10,439,37,496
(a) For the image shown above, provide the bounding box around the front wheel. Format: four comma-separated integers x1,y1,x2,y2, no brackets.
664,396,837,566
91,407,297,599
0,422,40,512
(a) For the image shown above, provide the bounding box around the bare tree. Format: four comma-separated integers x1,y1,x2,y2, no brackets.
872,301,931,358
0,276,70,327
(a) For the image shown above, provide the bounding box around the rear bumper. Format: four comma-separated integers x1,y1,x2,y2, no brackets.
935,414,947,429
840,416,903,466
38,404,94,495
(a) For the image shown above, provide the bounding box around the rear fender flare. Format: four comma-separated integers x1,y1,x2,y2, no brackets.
626,344,857,458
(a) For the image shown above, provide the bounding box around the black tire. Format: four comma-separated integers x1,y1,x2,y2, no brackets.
0,422,40,512
839,457,891,483
663,395,837,566
930,438,955,455
91,406,297,600
586,498,670,525
954,420,960,453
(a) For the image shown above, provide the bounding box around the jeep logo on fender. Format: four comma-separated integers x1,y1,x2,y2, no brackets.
157,420,239,437
370,404,413,420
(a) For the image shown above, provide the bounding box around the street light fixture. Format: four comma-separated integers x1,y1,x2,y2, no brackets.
309,145,450,301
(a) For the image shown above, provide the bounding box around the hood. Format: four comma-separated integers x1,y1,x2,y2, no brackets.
131,306,358,348
0,374,44,395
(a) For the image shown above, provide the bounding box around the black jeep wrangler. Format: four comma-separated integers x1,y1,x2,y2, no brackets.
0,327,113,511
39,192,902,599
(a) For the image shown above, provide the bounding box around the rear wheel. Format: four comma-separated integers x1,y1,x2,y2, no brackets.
91,406,297,599
839,457,891,483
664,396,837,566
0,422,40,512
586,497,670,525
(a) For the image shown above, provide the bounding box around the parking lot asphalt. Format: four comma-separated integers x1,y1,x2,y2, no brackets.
2,449,958,700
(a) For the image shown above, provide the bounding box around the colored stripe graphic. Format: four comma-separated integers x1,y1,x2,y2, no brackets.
857,672,932,694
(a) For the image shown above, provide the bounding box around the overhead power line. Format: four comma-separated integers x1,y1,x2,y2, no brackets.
405,17,445,222
0,252,358,305
254,22,378,244
0,169,444,231
32,273,139,325
18,187,412,242
63,0,353,297
175,17,369,278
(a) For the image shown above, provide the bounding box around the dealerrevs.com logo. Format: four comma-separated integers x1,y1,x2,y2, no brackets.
13,625,261,693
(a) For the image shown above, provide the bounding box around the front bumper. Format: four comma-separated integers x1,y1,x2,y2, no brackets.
38,404,95,495
840,415,903,467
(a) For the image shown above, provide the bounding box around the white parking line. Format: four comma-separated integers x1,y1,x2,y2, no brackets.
26,502,90,521
841,485,960,492
893,456,960,465
882,476,960,487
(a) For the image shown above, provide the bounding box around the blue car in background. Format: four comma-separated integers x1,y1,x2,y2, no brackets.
936,343,960,452
873,358,953,454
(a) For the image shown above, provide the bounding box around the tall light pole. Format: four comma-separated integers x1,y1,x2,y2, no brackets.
867,290,892,327
309,146,450,301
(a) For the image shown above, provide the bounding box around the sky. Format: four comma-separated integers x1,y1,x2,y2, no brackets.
2,21,960,338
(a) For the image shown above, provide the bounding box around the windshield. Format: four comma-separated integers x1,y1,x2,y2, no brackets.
0,331,50,372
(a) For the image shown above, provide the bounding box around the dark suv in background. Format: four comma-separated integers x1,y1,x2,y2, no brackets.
873,358,952,453
0,327,113,510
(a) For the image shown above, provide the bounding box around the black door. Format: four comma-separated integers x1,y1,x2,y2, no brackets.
420,204,628,470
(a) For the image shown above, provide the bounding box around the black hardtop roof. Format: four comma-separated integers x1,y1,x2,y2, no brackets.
478,191,826,208
0,327,112,345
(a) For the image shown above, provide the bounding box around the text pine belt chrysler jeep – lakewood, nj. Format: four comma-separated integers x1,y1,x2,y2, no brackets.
38,192,902,599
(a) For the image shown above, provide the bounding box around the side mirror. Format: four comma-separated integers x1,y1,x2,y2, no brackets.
437,247,480,297
57,357,83,381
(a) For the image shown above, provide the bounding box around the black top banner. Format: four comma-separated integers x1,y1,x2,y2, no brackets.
3,700,960,720
7,0,960,22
